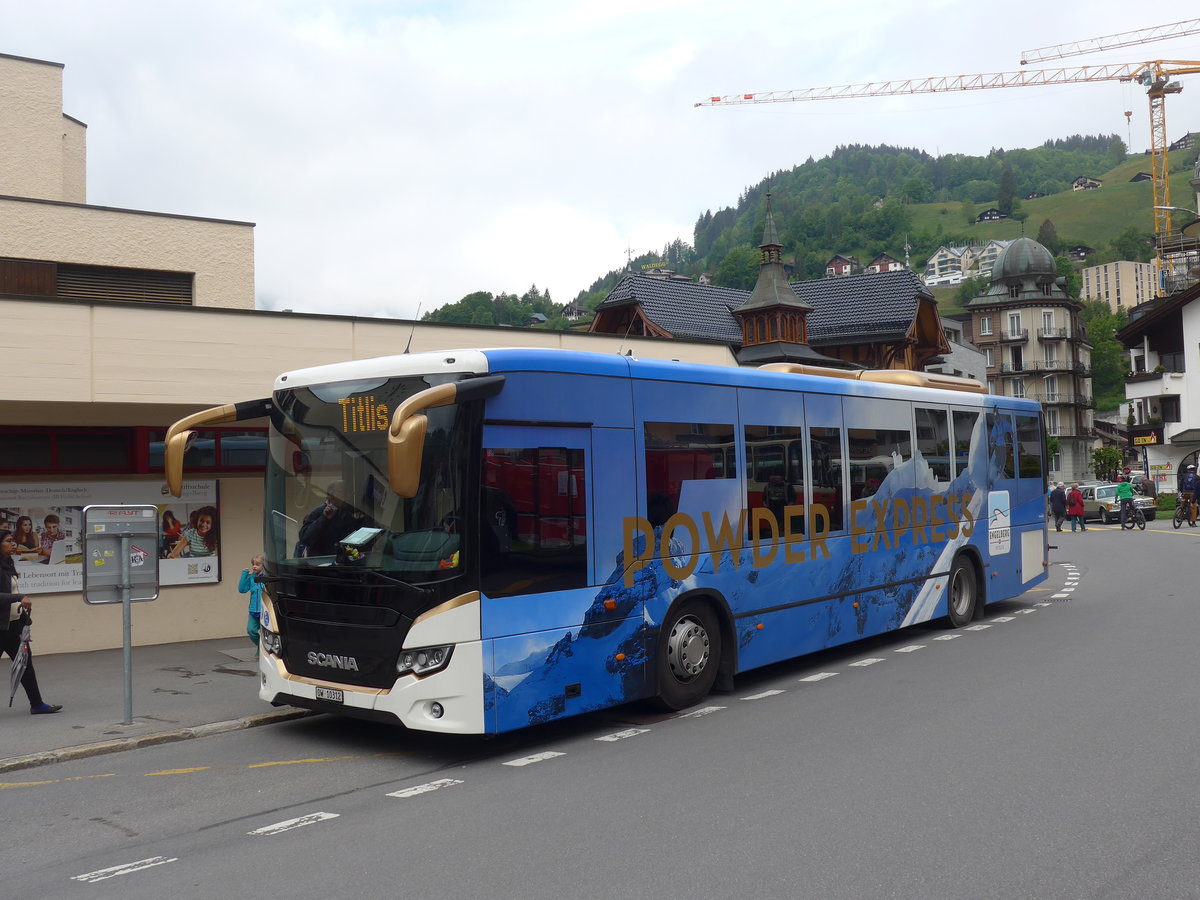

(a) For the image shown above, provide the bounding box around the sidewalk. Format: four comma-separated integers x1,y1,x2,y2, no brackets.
1,637,311,774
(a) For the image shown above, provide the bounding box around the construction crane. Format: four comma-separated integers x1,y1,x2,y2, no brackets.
697,60,1200,288
1020,19,1200,64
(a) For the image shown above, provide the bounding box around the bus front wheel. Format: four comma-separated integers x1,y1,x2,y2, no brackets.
946,557,977,628
655,601,721,710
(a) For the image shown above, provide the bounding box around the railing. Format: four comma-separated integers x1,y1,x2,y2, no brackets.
999,329,1029,342
999,363,1024,374
1037,327,1068,340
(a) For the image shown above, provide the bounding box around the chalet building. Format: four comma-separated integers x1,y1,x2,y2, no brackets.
1066,245,1096,261
590,200,950,371
976,207,1007,222
1071,175,1102,191
824,254,857,277
1117,280,1200,488
1168,131,1198,152
1024,191,1049,200
1129,172,1153,183
560,302,588,321
864,253,905,274
966,237,1095,482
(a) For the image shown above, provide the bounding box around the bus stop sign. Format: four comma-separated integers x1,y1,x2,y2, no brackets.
82,505,160,604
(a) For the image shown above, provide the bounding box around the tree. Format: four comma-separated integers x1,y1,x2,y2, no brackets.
997,166,1018,216
1055,256,1081,299
1036,219,1061,255
1110,225,1153,263
960,199,976,225
1079,299,1129,411
954,275,989,306
1090,446,1124,482
1106,136,1127,169
713,246,760,291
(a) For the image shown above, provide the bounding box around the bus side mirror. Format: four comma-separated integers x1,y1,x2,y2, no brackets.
388,414,430,498
164,430,194,498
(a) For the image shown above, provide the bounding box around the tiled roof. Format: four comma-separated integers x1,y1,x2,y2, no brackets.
596,269,930,345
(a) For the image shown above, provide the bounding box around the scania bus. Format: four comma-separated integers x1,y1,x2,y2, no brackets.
164,348,1047,734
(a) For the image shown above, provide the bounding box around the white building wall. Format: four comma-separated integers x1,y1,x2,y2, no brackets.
0,53,86,203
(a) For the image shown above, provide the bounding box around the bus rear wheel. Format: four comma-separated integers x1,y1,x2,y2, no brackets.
655,601,721,710
946,557,977,628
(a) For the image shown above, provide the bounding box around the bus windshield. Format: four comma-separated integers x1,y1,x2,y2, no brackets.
265,373,473,582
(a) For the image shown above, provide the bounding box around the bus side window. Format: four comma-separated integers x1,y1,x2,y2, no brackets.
952,410,979,478
480,447,586,598
745,424,805,537
809,426,845,533
643,421,735,516
915,406,952,484
987,412,1016,479
1015,413,1044,496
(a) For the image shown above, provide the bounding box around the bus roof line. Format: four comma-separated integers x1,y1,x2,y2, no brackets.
759,363,986,394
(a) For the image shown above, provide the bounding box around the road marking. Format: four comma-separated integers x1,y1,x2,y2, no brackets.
1013,608,1036,614
849,657,885,667
72,856,178,883
503,751,566,767
1052,593,1071,598
387,778,463,798
248,756,358,768
932,634,961,640
145,767,211,776
894,645,925,653
1035,602,1053,607
991,616,1015,622
965,624,992,631
596,728,650,742
675,706,725,719
799,672,839,682
248,812,339,835
741,689,786,700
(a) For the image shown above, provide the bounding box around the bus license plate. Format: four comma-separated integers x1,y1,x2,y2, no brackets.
315,687,343,703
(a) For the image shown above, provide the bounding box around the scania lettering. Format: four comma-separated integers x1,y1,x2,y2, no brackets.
165,348,1048,734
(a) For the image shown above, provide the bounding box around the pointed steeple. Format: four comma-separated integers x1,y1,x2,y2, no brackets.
734,194,812,353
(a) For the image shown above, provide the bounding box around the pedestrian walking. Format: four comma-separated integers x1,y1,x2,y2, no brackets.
1049,482,1067,531
1,530,62,714
238,554,265,650
1066,483,1087,532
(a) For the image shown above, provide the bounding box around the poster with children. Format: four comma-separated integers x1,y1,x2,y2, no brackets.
0,481,219,594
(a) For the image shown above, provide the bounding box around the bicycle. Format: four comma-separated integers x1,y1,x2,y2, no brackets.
1120,501,1146,530
1173,495,1198,529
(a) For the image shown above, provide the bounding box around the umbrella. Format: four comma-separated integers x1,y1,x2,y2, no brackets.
8,612,31,708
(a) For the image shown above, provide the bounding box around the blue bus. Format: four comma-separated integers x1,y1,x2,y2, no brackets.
165,348,1047,734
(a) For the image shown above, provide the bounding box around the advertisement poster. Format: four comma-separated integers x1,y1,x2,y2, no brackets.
0,481,219,594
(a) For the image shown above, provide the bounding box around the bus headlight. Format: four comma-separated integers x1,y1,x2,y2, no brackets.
396,645,453,677
261,631,282,656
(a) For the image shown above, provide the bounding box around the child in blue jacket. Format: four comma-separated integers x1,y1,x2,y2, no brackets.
238,554,265,648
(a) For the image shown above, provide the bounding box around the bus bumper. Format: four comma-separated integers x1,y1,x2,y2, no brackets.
259,641,487,734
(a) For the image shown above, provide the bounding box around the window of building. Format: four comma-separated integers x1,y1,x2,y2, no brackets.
1011,377,1026,398
147,429,268,471
985,347,995,367
1008,311,1022,333
1162,396,1181,422
0,428,135,473
979,316,993,335
1008,284,1020,299
1042,311,1054,332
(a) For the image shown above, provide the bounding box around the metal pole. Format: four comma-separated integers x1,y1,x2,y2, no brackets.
121,534,133,726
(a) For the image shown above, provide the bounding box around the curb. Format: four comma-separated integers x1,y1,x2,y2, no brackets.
0,707,315,775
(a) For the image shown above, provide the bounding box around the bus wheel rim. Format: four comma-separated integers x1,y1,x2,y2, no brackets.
950,569,971,617
667,617,710,681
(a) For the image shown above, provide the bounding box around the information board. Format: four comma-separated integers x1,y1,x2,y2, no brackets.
82,505,161,605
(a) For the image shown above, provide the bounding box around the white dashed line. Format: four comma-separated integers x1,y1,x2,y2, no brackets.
1035,602,1053,607
675,706,725,719
992,616,1015,622
1013,608,1037,614
596,728,650,742
1052,593,1071,598
249,812,340,836
965,624,992,631
741,689,786,700
72,857,178,883
387,778,464,798
933,634,961,640
894,645,926,653
503,751,566,767
799,672,839,682
849,657,885,667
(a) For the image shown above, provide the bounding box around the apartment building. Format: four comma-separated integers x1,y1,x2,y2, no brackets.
1081,260,1157,311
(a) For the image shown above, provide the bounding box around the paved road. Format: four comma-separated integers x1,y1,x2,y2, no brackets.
4,521,1199,899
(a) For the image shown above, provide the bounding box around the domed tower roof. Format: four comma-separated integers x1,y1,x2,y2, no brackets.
990,236,1056,281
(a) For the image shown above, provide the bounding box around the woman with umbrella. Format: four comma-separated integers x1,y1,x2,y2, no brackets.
1,530,62,714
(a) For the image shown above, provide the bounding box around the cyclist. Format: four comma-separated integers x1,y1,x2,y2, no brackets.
1116,475,1137,528
1181,464,1200,526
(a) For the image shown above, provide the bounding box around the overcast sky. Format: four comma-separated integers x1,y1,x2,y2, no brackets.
6,1,1199,319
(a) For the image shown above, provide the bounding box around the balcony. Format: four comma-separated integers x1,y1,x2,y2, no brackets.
1037,327,1068,340
999,328,1029,343
1023,358,1072,374
999,362,1024,374
1029,391,1095,408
